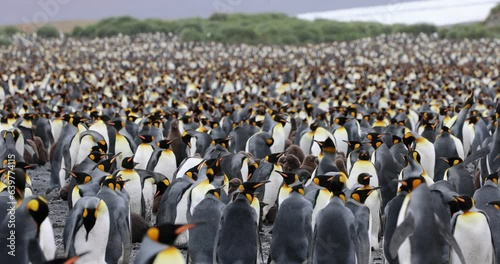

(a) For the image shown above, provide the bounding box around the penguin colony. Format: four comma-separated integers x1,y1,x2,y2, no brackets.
0,32,498,264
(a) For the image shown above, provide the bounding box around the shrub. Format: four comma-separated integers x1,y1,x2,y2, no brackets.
36,25,59,38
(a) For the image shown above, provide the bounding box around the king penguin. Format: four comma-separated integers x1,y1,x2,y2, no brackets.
270,183,313,264
147,139,177,182
133,135,155,170
451,195,494,264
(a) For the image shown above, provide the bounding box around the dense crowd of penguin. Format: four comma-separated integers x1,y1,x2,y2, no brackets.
0,32,499,264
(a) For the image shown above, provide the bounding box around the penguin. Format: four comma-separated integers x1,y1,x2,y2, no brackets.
76,131,106,165
34,113,54,151
134,223,197,264
65,170,93,209
187,160,217,218
109,119,137,169
133,135,155,170
442,157,475,196
215,182,265,264
305,173,335,230
153,178,170,214
312,174,358,264
434,126,465,181
451,195,494,264
168,120,188,167
348,150,378,189
383,186,408,264
116,156,143,218
389,175,465,264
245,131,274,159
314,137,339,176
473,172,500,210
147,139,177,182
188,188,225,264
332,117,350,155
270,183,313,264
269,114,287,153
404,132,436,180
0,196,56,264
96,176,131,264
346,189,372,264
63,197,110,264
353,172,382,251
484,201,500,264
276,171,301,206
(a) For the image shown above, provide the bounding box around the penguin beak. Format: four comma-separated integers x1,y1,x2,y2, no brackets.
167,138,178,144
175,223,198,235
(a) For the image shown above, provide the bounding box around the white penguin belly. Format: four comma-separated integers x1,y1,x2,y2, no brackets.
142,179,155,223
365,190,382,250
416,141,435,180
240,158,249,182
59,159,67,187
115,135,134,169
154,151,177,182
74,213,110,264
270,124,285,153
189,181,215,215
134,146,154,170
174,189,192,247
333,128,349,155
39,217,56,261
69,132,80,168
312,189,331,230
451,213,494,264
261,170,283,221
397,195,412,264
122,176,142,216
77,136,96,164
278,185,291,207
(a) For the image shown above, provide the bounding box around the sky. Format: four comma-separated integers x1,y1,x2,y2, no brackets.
0,0,424,25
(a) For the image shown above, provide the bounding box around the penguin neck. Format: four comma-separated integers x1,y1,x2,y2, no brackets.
331,192,346,204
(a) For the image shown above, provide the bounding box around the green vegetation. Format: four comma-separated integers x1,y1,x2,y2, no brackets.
36,25,59,38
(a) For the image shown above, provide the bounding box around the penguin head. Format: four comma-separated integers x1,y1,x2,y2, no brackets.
212,137,231,149
182,131,192,147
440,126,451,134
328,173,346,193
399,176,425,192
108,119,124,131
309,121,319,132
115,179,129,191
138,135,155,143
357,173,372,186
290,183,305,195
403,132,416,150
487,201,500,211
315,138,336,153
486,172,499,186
66,170,92,185
265,152,284,164
463,93,474,109
154,179,171,198
442,157,463,167
334,117,349,126
346,140,363,150
408,150,422,163
456,195,474,212
358,150,370,161
88,147,106,161
96,140,108,153
350,187,380,204
313,175,334,188
96,154,118,172
206,187,223,200
2,168,26,202
82,201,106,241
121,156,138,169
236,180,269,202
185,166,199,181
228,178,243,196
147,223,198,245
100,176,116,190
157,138,177,149
276,171,299,186
26,196,49,235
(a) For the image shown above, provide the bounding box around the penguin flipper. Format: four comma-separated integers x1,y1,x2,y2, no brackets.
389,213,415,259
28,238,47,264
463,147,490,166
435,214,466,264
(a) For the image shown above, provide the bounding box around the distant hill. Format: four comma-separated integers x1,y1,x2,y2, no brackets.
485,3,500,27
15,20,96,33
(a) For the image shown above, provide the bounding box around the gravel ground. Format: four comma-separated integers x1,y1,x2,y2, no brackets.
30,164,386,263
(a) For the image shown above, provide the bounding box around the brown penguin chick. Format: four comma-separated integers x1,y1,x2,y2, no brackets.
33,136,49,165
228,178,242,197
285,144,306,163
131,212,151,243
59,182,69,201
335,155,348,175
300,155,317,174
280,154,301,172
167,120,187,167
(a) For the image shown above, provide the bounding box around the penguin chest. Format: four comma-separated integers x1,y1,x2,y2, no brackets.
452,213,493,264
348,161,378,189
251,197,261,224
152,246,185,263
397,195,412,263
121,173,142,215
154,151,177,181
115,135,134,161
365,190,382,250
299,132,314,155
74,214,110,263
333,127,349,155
278,185,291,207
270,124,285,153
89,121,109,146
188,137,197,156
72,186,82,208
134,145,154,170
240,158,249,182
175,187,192,224
69,131,80,167
77,135,97,164
39,218,56,261
51,120,64,143
262,170,283,218
190,181,215,215
142,179,155,222
312,189,331,230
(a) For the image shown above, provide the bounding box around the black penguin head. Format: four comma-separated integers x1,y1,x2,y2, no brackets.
138,135,155,143
328,173,346,193
205,157,224,178
357,173,372,186
276,171,299,186
347,140,363,150
66,170,92,185
26,196,49,235
236,181,269,198
96,154,118,172
265,152,284,164
403,132,416,149
157,138,176,149
96,140,108,153
399,176,425,192
442,157,463,167
100,176,116,190
487,201,500,211
264,136,274,146
290,183,305,195
182,131,192,147
486,172,499,186
2,168,26,201
350,187,380,204
82,207,98,241
309,122,319,132
315,138,336,153
212,137,231,149
313,175,334,188
392,135,402,145
456,195,474,212
185,166,199,181
335,117,349,126
88,147,106,161
109,119,124,131
154,179,171,198
408,150,421,163
147,223,197,245
440,126,451,134
121,156,138,169
358,150,370,161
206,187,223,200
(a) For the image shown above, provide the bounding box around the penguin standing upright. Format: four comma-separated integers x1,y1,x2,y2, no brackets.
451,195,494,264
63,197,110,264
270,183,312,264
442,157,475,196
245,132,274,159
215,181,267,264
346,188,372,264
353,172,382,251
404,132,436,180
188,188,225,264
109,119,136,169
134,135,155,170
348,150,378,189
485,201,500,264
147,139,177,182
116,157,143,218
312,174,358,264
269,115,287,153
383,186,408,264
434,126,465,181
474,172,500,210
